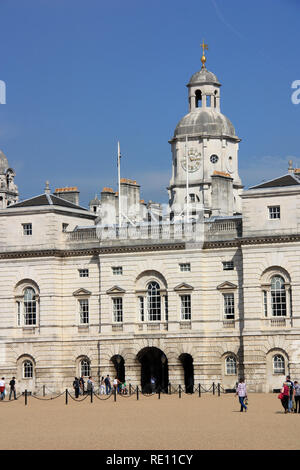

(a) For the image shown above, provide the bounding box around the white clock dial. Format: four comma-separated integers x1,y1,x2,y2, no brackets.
181,148,201,172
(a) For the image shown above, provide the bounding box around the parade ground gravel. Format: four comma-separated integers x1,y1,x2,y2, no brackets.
0,393,299,450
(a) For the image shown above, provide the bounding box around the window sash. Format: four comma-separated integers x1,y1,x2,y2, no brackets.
181,295,191,320
79,299,89,324
223,293,235,319
113,298,123,323
24,300,36,325
273,355,285,374
23,361,33,378
179,263,191,272
226,357,237,375
79,269,89,278
269,206,280,219
112,267,123,275
81,360,90,377
22,223,32,235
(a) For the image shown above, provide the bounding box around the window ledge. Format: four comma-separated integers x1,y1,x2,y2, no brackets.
112,324,123,331
180,321,191,329
223,320,235,328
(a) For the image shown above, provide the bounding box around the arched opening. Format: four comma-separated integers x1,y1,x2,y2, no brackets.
179,353,194,393
195,90,202,108
137,347,168,393
214,90,217,107
111,354,125,382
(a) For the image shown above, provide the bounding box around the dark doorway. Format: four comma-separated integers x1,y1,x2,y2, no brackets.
137,347,168,393
111,355,125,382
179,353,194,393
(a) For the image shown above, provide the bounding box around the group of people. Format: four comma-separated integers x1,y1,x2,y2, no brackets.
0,377,17,400
72,375,129,398
279,375,300,413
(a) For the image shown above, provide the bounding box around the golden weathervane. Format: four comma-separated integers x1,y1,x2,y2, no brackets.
200,40,208,68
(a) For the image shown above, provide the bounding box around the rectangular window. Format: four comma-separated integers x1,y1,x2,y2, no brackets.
179,263,191,272
181,295,191,320
222,261,234,271
139,297,144,322
24,299,36,325
22,223,32,236
165,295,169,322
113,297,123,323
62,223,69,232
269,206,280,219
79,269,89,278
112,267,123,275
17,302,21,326
223,293,235,320
79,299,89,324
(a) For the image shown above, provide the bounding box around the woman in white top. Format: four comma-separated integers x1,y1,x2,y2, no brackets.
236,378,247,412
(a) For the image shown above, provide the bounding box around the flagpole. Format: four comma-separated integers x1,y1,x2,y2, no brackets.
185,136,189,223
118,141,121,226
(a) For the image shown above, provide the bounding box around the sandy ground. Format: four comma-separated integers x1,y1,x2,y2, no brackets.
0,392,299,450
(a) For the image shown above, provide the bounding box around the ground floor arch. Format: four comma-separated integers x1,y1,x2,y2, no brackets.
179,353,194,393
137,347,169,393
111,354,125,382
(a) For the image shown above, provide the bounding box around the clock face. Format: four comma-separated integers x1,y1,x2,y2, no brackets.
181,148,201,172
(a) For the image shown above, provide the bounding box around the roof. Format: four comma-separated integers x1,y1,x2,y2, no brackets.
174,109,237,139
188,68,221,86
8,193,88,211
249,174,300,189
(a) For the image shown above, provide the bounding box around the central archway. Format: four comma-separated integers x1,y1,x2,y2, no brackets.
179,353,194,393
137,347,168,393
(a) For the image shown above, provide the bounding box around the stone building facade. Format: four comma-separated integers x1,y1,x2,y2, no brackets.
0,57,299,394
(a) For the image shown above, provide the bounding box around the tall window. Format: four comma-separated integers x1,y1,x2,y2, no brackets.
113,297,123,323
23,360,33,378
80,359,90,377
273,354,285,374
223,293,235,320
147,281,161,321
139,297,144,322
225,356,237,375
79,299,89,324
271,276,286,316
181,295,191,320
24,288,37,325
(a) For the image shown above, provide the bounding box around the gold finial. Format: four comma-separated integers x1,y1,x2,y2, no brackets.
200,40,208,69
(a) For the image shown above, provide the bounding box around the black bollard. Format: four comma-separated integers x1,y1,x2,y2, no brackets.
179,384,181,399
129,383,132,396
198,384,201,398
169,383,171,395
65,389,68,405
158,388,161,400
213,382,215,395
218,383,220,397
91,389,93,403
43,385,46,397
25,389,27,406
114,387,116,402
137,386,139,400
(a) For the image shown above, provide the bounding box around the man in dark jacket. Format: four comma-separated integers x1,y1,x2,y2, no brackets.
73,377,80,398
9,377,16,400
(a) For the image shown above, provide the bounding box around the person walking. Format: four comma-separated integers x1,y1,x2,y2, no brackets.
113,376,120,394
286,375,294,413
79,376,85,395
0,377,5,400
294,380,300,413
280,381,290,413
236,378,248,412
9,377,17,400
104,375,111,395
73,377,80,399
86,376,94,396
100,376,105,395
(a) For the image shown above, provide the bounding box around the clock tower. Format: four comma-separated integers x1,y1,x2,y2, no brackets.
168,47,243,219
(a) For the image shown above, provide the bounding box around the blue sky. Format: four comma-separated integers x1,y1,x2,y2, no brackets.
0,0,299,207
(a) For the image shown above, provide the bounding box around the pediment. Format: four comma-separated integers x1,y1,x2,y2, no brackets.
106,285,126,295
174,283,194,291
217,281,237,290
73,288,92,297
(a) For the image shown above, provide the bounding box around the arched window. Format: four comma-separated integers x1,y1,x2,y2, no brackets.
80,359,90,377
273,354,285,374
24,287,37,325
271,276,286,317
147,281,161,321
195,90,202,108
225,356,237,375
23,360,33,378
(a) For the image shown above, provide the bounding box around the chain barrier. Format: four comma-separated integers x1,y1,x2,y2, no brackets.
31,391,65,401
67,391,89,402
0,393,22,403
93,392,113,401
